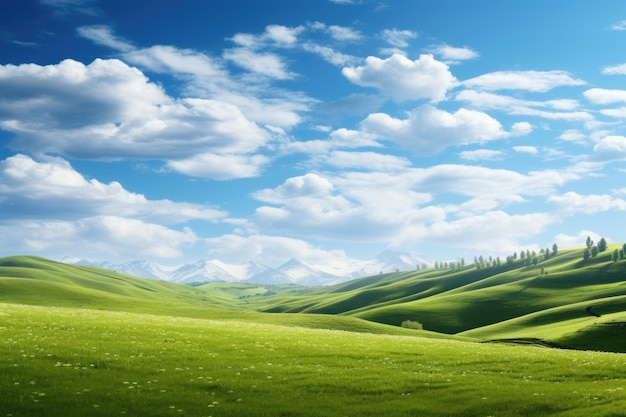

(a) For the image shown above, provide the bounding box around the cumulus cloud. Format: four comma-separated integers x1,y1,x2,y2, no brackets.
0,59,273,178
0,154,227,223
0,154,233,261
548,192,626,214
252,172,434,241
592,135,626,161
167,153,270,179
342,54,456,101
463,70,585,92
203,233,347,267
360,104,510,155
583,88,626,104
0,217,197,260
249,163,577,248
413,211,555,256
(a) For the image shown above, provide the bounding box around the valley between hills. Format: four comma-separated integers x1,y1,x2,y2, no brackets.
1,244,625,416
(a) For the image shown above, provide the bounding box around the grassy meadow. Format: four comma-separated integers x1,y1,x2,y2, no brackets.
1,252,626,416
2,303,626,417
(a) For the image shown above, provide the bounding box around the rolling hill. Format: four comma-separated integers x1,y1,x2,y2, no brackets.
253,245,626,352
2,244,626,352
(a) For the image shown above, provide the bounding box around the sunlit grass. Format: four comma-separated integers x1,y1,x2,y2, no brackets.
2,303,626,417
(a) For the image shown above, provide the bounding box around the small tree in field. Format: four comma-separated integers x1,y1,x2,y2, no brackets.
401,320,423,330
583,248,591,261
598,238,608,252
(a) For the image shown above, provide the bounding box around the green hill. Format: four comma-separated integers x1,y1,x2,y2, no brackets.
254,246,626,352
0,255,449,338
2,246,626,352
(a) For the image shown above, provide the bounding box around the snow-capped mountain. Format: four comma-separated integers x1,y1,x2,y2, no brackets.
71,251,432,286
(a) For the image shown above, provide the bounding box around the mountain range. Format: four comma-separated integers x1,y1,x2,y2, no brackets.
70,250,431,286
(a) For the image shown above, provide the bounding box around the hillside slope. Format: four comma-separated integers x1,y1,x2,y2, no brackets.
255,246,626,351
0,255,454,339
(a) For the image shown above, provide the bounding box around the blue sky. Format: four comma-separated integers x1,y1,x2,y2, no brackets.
2,0,626,269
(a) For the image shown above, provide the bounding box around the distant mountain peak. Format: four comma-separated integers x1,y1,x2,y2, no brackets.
70,250,432,286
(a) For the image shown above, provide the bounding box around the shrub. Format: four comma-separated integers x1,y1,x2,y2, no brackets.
401,320,423,330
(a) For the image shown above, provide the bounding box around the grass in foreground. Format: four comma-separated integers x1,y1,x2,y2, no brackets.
2,303,626,417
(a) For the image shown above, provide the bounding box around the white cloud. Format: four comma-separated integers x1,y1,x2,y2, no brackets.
558,129,586,143
413,211,555,256
167,153,270,179
301,43,358,66
548,192,626,214
342,54,456,101
264,24,304,46
602,63,626,75
223,48,295,79
77,25,134,51
380,29,418,48
513,145,538,154
463,70,585,92
327,25,362,41
203,233,347,267
0,154,233,261
123,45,226,78
0,217,197,260
252,171,434,241
360,104,509,154
0,154,227,223
457,90,592,121
322,151,412,171
554,231,602,249
230,24,304,49
599,107,626,118
432,44,478,63
592,135,626,161
0,59,272,178
584,88,626,104
248,163,578,250
459,149,503,161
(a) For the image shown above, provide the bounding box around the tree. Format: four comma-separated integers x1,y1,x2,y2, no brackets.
586,236,594,249
591,245,599,258
552,243,558,257
598,238,607,252
612,249,619,262
583,248,591,261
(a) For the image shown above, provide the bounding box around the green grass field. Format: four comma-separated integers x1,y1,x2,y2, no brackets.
2,303,626,417
1,252,626,416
